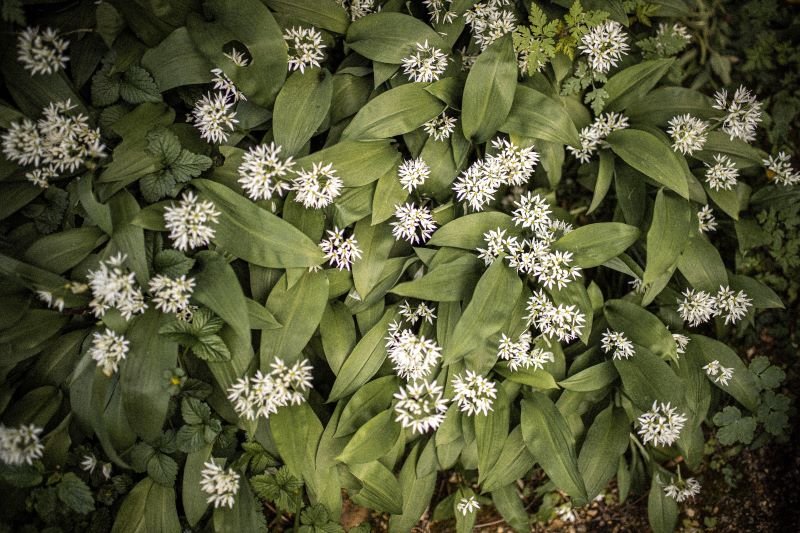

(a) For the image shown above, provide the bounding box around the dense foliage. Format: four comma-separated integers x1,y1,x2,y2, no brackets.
0,1,796,532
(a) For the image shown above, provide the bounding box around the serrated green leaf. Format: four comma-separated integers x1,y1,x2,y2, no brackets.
147,450,178,486
92,68,121,107
120,65,162,104
168,149,212,182
57,473,95,514
154,249,195,277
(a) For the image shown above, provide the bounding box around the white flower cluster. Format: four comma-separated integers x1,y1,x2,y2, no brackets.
702,360,734,386
601,329,635,360
398,300,437,325
223,47,249,67
87,253,147,320
667,114,709,155
319,227,362,271
393,380,449,434
763,152,800,187
89,328,130,376
457,496,481,515
391,203,437,244
423,112,458,141
673,333,690,355
80,453,112,479
637,401,687,447
402,41,449,83
237,142,294,201
464,0,516,51
191,68,246,144
678,286,752,327
452,370,497,416
578,20,630,74
0,424,45,466
704,154,739,190
497,332,554,371
336,0,376,21
424,0,458,24
697,204,717,233
398,157,431,192
658,23,691,43
36,290,65,312
712,86,763,143
163,190,221,251
200,460,240,509
17,26,69,76
1,99,106,188
453,138,539,211
148,275,195,314
284,26,326,74
568,112,630,163
663,477,701,502
292,162,344,209
386,321,442,381
526,290,586,343
227,358,314,420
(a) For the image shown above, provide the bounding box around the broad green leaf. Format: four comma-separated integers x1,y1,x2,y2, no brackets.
613,346,685,412
521,394,588,504
112,475,181,533
213,471,267,532
491,484,530,532
558,361,618,392
312,404,347,519
578,405,630,499
193,251,250,343
694,130,767,169
500,85,581,146
270,402,323,486
265,0,349,33
260,270,328,367
388,443,437,533
336,375,399,437
110,191,149,285
481,426,536,492
627,87,716,125
342,83,445,140
349,461,403,515
24,228,107,274
462,34,517,143
606,129,689,198
677,236,728,292
328,307,398,401
57,473,95,514
476,387,509,484
186,0,287,107
444,260,522,367
648,473,679,533
428,212,517,250
320,302,356,374
345,12,449,63
729,274,783,309
687,334,759,411
390,253,483,302
604,59,674,112
337,409,400,464
495,363,558,390
604,299,678,362
552,223,639,268
588,150,615,214
111,478,150,533
293,140,401,187
273,70,333,156
121,310,177,441
352,219,395,298
642,189,692,304
141,27,212,91
193,179,324,268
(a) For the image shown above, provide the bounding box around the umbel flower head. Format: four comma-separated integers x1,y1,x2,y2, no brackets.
697,204,717,233
663,476,701,502
497,332,554,372
525,290,586,343
677,286,752,327
713,85,763,143
89,328,130,376
763,152,800,187
424,0,458,24
386,322,442,381
191,91,239,144
148,275,196,314
398,300,437,325
578,20,630,74
667,114,709,155
237,142,295,201
393,380,449,434
226,358,314,420
17,26,69,76
637,401,687,447
319,227,362,271
452,370,497,416
423,112,457,141
457,496,480,515
398,158,431,192
200,460,240,509
402,40,449,83
284,26,326,73
291,162,343,209
0,424,45,466
704,154,739,191
163,190,221,251
464,0,516,51
568,112,630,163
87,253,147,320
601,329,635,360
702,360,734,386
391,203,437,244
336,0,376,21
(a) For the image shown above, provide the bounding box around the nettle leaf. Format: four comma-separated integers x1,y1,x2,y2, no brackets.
168,150,213,182
120,65,162,104
57,473,95,515
91,67,121,107
146,127,182,164
154,249,195,277
139,172,176,203
250,466,303,512
182,397,211,425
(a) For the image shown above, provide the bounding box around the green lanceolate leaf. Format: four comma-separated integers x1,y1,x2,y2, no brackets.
293,140,401,187
345,12,449,63
686,334,759,411
462,34,517,143
606,129,689,198
677,236,728,292
578,405,630,500
390,253,483,302
521,393,588,504
349,461,403,515
613,345,685,411
642,189,693,304
604,58,674,112
428,212,517,250
337,409,400,464
500,85,581,147
552,222,639,268
558,361,618,392
273,70,333,156
605,299,678,362
342,83,445,140
193,179,324,268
